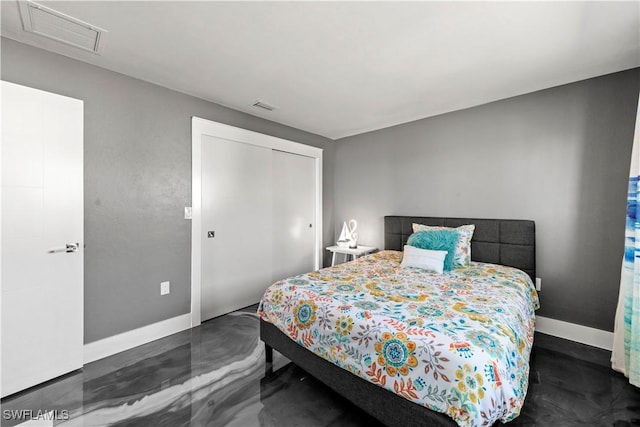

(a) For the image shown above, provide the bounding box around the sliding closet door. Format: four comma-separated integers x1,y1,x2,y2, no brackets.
272,150,316,282
193,117,322,326
200,135,273,321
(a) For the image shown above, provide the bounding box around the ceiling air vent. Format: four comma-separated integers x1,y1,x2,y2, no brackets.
252,101,276,112
18,0,107,54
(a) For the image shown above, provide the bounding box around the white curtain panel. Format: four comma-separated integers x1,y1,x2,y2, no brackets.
612,93,640,387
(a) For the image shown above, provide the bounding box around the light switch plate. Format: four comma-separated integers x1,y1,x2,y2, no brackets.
184,207,192,220
535,277,541,291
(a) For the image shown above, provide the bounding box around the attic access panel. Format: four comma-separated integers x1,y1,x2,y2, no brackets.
18,0,107,54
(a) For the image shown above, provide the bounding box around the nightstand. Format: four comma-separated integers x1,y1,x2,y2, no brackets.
326,245,377,266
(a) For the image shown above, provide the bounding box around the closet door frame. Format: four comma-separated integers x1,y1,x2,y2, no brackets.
190,117,323,327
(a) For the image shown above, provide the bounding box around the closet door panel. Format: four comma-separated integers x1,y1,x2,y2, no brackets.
201,135,273,321
272,150,316,282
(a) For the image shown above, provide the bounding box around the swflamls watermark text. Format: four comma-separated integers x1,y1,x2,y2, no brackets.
2,409,70,421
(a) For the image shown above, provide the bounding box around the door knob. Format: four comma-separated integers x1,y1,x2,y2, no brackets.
49,243,80,253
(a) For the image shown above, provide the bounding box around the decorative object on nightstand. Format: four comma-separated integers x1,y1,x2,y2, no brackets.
350,232,358,248
326,245,377,266
337,219,358,248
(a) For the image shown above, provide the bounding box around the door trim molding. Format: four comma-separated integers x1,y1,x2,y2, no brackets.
191,117,323,327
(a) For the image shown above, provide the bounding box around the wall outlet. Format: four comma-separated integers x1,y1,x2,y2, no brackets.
161,281,170,295
535,277,542,291
184,207,192,220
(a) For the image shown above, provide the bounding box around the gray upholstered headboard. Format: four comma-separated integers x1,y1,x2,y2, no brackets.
384,216,536,279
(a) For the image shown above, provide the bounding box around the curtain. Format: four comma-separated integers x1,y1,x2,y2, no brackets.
612,94,640,387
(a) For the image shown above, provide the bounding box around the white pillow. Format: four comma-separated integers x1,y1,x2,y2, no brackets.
400,245,447,274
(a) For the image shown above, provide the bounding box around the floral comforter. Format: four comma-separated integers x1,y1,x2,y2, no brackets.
258,250,539,427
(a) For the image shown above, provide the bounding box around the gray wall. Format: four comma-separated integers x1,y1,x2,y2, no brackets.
3,36,637,339
334,69,639,332
1,38,335,343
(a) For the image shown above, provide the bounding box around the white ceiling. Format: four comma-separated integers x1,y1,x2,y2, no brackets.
2,1,639,140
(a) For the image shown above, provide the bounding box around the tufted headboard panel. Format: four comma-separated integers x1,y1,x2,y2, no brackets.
384,216,536,279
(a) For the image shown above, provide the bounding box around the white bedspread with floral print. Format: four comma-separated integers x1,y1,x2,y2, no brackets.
258,250,539,427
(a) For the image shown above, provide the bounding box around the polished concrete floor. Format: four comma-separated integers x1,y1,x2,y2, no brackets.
2,306,639,427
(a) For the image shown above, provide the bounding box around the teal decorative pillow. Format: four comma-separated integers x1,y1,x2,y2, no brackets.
412,223,475,267
406,229,459,271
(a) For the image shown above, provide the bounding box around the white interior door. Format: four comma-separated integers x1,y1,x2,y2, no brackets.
272,150,316,282
1,81,84,397
201,135,273,321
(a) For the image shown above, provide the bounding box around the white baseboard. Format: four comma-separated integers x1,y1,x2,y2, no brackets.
536,316,613,351
83,313,192,364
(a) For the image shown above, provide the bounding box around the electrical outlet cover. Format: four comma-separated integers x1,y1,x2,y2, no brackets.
161,281,170,295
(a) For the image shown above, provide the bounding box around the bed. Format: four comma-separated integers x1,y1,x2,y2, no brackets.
259,216,538,427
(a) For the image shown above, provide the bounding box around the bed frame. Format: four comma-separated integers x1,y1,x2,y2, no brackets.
261,216,536,427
